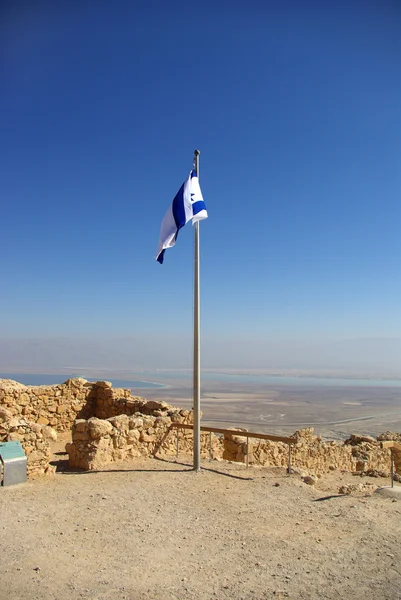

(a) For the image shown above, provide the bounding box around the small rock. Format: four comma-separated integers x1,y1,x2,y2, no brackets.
302,476,317,486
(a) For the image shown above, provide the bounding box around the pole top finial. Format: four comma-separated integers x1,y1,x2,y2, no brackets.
194,149,200,156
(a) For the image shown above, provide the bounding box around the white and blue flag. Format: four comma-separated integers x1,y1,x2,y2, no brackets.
156,170,207,264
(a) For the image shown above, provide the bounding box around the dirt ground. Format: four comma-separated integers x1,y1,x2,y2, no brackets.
0,447,400,600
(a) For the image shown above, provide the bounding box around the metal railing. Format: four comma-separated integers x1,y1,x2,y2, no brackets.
168,425,400,483
170,422,297,471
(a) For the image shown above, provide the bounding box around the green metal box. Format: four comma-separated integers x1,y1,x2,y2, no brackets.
0,441,27,486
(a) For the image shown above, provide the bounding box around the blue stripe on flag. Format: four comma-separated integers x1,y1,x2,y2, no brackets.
192,200,206,216
155,169,206,264
172,182,187,230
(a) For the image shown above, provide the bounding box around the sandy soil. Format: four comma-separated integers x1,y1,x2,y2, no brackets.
1,448,401,600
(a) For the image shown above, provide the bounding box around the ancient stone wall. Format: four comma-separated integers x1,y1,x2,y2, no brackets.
67,420,397,477
0,378,97,431
222,428,393,476
65,409,221,470
0,414,57,477
377,431,401,475
94,383,143,419
0,377,149,477
0,378,150,433
1,378,399,479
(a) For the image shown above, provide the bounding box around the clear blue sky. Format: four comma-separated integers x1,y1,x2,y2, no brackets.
1,1,400,371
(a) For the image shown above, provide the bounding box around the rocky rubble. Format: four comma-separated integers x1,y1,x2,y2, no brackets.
339,482,379,495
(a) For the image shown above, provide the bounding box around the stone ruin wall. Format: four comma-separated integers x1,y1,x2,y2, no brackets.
66,418,399,477
66,412,206,470
0,377,151,476
0,378,149,432
0,378,400,479
222,428,399,476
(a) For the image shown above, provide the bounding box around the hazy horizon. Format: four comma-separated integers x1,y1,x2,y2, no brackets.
0,335,400,379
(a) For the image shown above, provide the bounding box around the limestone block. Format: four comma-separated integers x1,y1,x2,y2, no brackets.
143,400,166,411
111,388,127,398
112,449,127,461
38,395,52,404
64,378,88,387
27,450,45,463
94,437,113,452
107,415,129,431
126,446,142,458
74,431,90,441
95,381,113,388
8,432,24,442
42,426,57,442
65,442,76,459
140,432,156,443
113,434,128,449
155,416,172,426
18,393,30,406
88,418,114,440
0,406,12,422
128,417,143,429
142,417,155,429
127,429,140,443
74,419,88,432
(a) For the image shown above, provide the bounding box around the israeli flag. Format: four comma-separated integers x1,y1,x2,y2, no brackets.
156,170,208,264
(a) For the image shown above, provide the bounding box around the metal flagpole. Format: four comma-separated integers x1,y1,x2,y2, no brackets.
193,149,201,471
